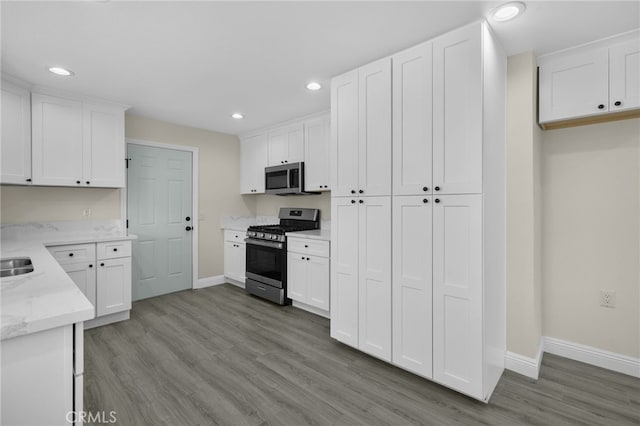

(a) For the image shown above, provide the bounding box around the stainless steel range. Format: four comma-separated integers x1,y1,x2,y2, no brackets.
245,208,320,305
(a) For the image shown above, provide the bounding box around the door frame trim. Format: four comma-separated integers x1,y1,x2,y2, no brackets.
123,138,200,290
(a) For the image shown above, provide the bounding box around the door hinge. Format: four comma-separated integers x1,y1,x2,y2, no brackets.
126,219,129,228
125,157,132,168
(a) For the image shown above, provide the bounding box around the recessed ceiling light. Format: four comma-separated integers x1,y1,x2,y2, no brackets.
231,113,244,119
492,2,526,22
306,82,322,91
48,66,74,76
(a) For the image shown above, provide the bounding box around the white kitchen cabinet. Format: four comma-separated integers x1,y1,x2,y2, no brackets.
331,58,391,198
287,237,330,312
31,92,127,188
330,196,391,360
224,239,246,284
96,257,132,317
240,133,267,194
62,261,97,309
1,79,32,185
392,196,433,378
433,194,483,397
267,123,303,166
1,323,83,426
433,24,483,195
392,43,433,196
539,31,640,126
304,114,331,191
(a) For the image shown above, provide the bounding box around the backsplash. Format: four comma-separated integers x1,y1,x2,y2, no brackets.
1,220,125,242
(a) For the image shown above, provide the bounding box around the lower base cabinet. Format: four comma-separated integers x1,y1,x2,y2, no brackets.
1,323,84,426
287,237,330,311
223,230,246,283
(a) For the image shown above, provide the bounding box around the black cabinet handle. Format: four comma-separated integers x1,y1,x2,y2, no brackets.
76,180,81,184
284,160,288,163
598,104,605,109
423,187,429,192
434,186,440,191
186,216,191,222
113,248,118,252
615,101,622,106
26,178,31,182
423,199,428,203
69,253,74,257
359,189,364,194
351,199,356,204
351,190,356,194
86,181,90,185
89,264,93,268
304,245,308,248
301,256,305,259
100,263,105,267
359,199,364,204
435,199,440,203
186,226,192,231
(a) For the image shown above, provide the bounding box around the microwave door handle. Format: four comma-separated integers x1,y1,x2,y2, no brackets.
287,167,292,189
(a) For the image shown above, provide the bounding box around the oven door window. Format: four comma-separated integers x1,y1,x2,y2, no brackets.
246,242,283,285
266,170,288,191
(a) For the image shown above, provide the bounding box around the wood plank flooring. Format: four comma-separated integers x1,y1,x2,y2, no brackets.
84,284,640,425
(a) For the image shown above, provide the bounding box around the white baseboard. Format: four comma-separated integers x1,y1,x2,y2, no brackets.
505,338,544,379
543,336,640,378
193,275,225,289
292,300,330,319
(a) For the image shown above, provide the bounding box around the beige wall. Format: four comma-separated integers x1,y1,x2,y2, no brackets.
254,192,331,219
542,118,640,357
506,52,543,358
125,114,255,279
1,186,121,223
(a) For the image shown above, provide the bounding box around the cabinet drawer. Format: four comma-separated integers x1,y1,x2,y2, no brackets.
224,230,246,243
47,243,95,265
287,238,329,257
96,240,131,259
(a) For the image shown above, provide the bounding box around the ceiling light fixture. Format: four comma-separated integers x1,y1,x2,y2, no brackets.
231,113,244,119
492,2,526,22
306,81,322,91
48,66,74,76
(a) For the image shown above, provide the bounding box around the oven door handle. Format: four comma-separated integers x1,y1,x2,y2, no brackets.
245,238,284,249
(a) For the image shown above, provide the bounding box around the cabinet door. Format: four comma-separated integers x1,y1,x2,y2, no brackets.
433,24,482,195
224,241,246,282
234,243,246,282
330,197,359,346
610,38,640,112
392,196,432,378
268,123,303,166
330,70,359,197
358,196,391,361
393,43,433,196
83,103,125,187
308,255,330,311
31,93,84,186
62,262,97,311
96,257,132,316
1,80,31,185
539,48,609,122
304,115,331,191
287,252,308,302
358,58,392,197
432,194,482,398
240,133,267,194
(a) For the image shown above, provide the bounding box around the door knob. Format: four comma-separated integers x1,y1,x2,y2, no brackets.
186,226,193,231
186,216,191,222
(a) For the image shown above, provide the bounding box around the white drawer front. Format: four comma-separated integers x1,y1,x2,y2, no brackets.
224,229,246,243
96,240,131,260
47,243,96,265
287,238,330,257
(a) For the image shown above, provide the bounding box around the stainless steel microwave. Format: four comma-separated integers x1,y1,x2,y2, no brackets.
265,162,317,195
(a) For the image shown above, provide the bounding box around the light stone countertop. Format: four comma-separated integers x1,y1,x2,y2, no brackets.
285,229,331,241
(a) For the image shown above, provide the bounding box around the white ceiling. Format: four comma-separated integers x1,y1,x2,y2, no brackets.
2,1,639,136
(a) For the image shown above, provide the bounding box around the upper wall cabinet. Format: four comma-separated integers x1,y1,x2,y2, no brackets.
1,80,32,185
31,92,127,187
539,32,640,128
304,114,330,191
331,58,392,197
267,123,303,166
240,133,267,194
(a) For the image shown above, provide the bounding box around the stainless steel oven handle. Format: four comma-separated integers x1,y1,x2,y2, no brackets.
244,238,284,249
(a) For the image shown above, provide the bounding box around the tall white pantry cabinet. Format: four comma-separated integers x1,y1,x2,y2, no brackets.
330,21,506,402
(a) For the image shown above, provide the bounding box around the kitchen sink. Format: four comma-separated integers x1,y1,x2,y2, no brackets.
1,257,34,278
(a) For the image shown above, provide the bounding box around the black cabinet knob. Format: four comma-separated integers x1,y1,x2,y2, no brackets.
89,264,93,268
26,178,31,182
69,253,74,257
434,186,440,191
423,187,428,192
186,226,192,231
186,216,191,222
615,101,622,106
76,180,81,184
359,189,364,194
351,199,356,204
435,199,440,203
351,190,356,194
304,245,308,248
113,248,118,252
359,199,364,204
301,256,305,259
598,104,605,109
86,181,90,185
100,263,105,267
423,199,428,203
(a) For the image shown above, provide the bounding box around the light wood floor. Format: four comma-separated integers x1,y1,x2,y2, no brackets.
84,284,640,425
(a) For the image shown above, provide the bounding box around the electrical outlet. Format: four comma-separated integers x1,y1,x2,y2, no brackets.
600,290,616,308
82,208,92,218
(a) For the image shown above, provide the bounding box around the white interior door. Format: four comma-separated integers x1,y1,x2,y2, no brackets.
127,143,193,301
